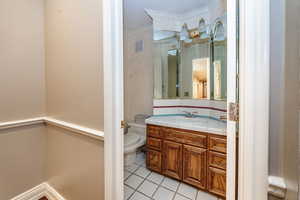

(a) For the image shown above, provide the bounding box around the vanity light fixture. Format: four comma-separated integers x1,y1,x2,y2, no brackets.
213,21,225,41
180,23,189,41
198,19,210,39
180,24,193,43
198,18,206,33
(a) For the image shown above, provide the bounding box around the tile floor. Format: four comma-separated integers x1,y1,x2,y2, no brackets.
124,153,222,200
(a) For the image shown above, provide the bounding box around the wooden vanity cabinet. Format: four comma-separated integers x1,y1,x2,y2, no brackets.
208,167,226,197
146,124,227,199
183,145,207,190
163,140,182,180
146,149,162,173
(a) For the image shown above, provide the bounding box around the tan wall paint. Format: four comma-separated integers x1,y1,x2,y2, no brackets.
0,0,46,122
124,26,154,121
45,0,105,199
0,0,46,199
0,125,46,200
269,0,285,177
46,126,104,200
282,0,300,198
45,0,104,130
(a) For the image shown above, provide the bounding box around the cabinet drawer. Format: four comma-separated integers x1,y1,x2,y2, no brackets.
147,137,162,151
146,149,162,173
163,128,207,148
209,137,227,153
147,125,164,138
208,151,226,170
208,167,226,197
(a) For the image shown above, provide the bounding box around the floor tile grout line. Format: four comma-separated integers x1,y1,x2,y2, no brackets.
125,152,219,200
151,175,166,199
125,167,198,200
135,171,156,199
126,166,153,200
171,179,180,200
176,187,196,200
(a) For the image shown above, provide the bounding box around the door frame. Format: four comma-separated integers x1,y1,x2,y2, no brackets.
102,0,270,199
238,0,270,199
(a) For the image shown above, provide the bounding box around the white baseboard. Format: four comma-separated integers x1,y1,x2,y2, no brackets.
11,183,66,200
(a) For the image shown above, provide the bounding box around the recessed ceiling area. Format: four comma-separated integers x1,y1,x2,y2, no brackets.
124,0,208,30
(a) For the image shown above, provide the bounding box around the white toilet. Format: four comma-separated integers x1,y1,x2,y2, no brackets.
124,122,146,166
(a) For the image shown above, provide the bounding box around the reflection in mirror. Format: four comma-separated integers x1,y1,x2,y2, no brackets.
212,20,227,100
192,58,209,99
167,49,179,98
150,11,227,101
213,40,227,100
181,39,211,99
153,35,179,99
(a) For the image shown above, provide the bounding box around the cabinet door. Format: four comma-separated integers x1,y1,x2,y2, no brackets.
183,145,207,190
207,167,226,197
147,149,162,173
163,141,182,180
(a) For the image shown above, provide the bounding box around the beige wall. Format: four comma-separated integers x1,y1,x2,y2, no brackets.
0,0,46,199
45,0,103,130
269,0,285,177
269,0,300,198
0,0,105,199
45,0,105,199
0,125,46,200
0,0,46,122
282,0,300,198
124,26,154,121
46,126,104,200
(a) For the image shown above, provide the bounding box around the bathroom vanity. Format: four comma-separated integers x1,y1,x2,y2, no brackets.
146,9,228,198
145,116,227,199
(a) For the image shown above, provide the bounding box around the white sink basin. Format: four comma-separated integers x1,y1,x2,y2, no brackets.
145,115,226,135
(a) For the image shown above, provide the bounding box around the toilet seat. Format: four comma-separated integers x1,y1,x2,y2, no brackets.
124,132,141,148
124,132,146,154
123,122,146,166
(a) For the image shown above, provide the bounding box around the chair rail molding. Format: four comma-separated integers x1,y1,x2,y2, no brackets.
0,117,45,130
0,117,104,141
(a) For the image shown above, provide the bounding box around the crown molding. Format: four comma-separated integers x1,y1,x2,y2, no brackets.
145,8,209,32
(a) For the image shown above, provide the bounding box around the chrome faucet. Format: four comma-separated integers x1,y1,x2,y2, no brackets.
219,115,227,121
183,111,198,118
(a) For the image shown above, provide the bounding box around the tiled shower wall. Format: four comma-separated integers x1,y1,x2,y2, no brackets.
153,99,227,120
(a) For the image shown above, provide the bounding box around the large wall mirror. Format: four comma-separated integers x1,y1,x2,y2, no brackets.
151,11,227,101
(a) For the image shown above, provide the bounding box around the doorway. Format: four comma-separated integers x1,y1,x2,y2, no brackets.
103,0,270,199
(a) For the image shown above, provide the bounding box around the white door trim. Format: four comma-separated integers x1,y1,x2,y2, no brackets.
226,0,238,198
239,0,270,199
103,0,124,199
